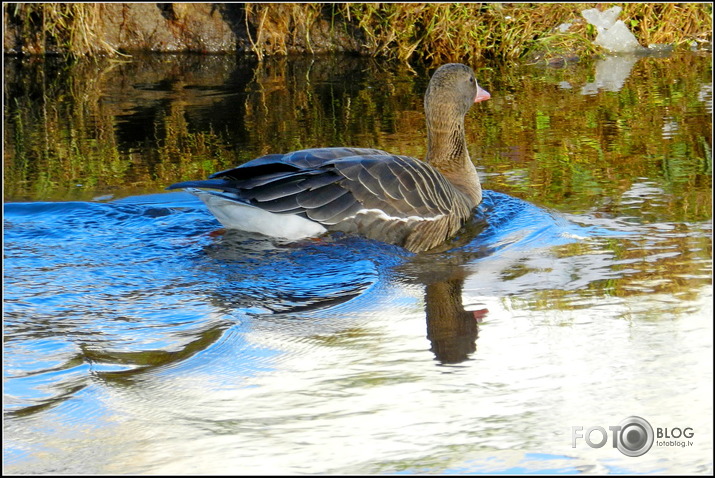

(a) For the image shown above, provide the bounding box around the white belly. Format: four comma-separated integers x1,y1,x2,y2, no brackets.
191,189,327,240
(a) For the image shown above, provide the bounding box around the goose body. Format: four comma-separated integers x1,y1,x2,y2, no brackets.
167,64,490,252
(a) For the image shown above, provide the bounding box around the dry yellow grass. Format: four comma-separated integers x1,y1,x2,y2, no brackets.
4,3,712,61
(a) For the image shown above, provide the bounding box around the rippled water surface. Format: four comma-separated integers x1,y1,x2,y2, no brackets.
3,52,712,474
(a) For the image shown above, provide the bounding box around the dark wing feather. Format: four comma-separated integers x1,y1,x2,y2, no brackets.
280,147,391,168
257,194,301,213
296,184,349,209
305,192,363,224
209,147,390,180
166,178,244,195
210,154,298,180
248,176,313,202
375,169,404,201
332,155,458,219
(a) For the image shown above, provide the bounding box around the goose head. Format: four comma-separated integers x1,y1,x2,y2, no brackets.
424,63,490,123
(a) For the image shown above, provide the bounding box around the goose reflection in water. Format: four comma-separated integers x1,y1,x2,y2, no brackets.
394,211,493,364
424,279,485,364
197,209,494,365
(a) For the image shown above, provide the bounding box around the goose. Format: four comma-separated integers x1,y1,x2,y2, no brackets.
167,63,490,252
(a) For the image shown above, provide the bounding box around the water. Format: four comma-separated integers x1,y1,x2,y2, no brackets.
3,52,712,474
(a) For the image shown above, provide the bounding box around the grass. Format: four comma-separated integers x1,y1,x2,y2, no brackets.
340,3,711,63
4,3,712,62
6,3,120,56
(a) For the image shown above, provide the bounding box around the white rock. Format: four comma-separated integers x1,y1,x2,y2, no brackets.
581,6,644,53
581,6,622,30
595,19,643,53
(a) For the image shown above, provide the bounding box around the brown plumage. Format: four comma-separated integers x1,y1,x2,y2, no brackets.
167,63,490,252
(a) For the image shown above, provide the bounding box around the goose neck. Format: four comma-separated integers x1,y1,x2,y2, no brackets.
425,118,468,167
424,117,482,207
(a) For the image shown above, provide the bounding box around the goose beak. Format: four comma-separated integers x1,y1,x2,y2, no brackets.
474,86,491,103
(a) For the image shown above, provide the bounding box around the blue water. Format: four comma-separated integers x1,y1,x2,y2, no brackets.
3,189,712,474
4,191,576,412
5,190,563,398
